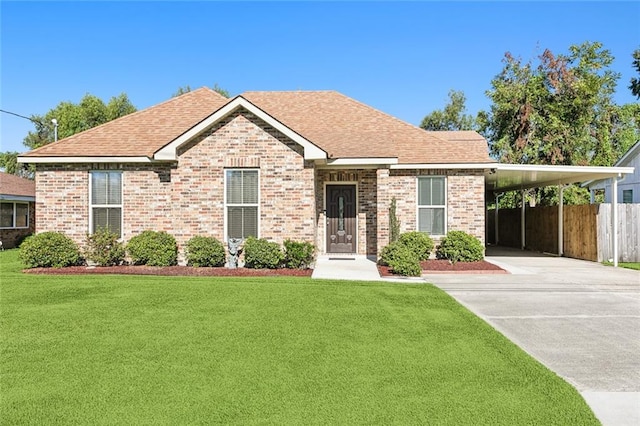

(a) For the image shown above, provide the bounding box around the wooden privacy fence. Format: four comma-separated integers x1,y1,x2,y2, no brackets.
487,203,640,262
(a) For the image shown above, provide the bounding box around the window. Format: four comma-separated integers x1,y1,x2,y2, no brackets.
90,171,122,237
0,202,29,229
622,189,633,204
225,169,259,239
417,176,446,235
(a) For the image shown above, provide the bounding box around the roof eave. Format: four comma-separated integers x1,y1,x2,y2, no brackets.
17,156,158,164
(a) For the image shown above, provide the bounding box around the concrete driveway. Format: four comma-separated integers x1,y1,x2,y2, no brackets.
428,247,640,426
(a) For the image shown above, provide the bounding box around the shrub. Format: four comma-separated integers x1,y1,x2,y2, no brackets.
185,236,226,267
436,230,484,263
127,230,177,266
283,240,315,269
379,240,405,266
398,231,434,261
19,232,82,268
244,236,283,269
386,244,422,277
84,228,125,266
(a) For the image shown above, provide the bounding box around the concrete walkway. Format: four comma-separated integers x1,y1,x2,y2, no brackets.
429,247,640,426
312,254,384,281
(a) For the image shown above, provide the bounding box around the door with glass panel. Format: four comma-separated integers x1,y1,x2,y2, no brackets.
326,185,356,253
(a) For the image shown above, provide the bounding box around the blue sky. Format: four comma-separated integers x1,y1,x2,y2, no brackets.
1,1,639,154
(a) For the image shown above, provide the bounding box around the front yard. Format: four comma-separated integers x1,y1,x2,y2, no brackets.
0,250,598,425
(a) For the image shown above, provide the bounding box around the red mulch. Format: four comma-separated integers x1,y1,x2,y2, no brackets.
23,265,313,277
378,259,506,277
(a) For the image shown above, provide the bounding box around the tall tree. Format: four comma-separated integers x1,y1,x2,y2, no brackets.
22,93,136,150
630,48,640,99
481,41,620,166
420,90,476,131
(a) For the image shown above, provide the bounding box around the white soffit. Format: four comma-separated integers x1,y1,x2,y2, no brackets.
154,96,327,161
486,164,635,192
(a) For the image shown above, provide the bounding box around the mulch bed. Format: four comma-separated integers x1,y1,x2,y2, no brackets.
23,265,313,277
378,259,507,277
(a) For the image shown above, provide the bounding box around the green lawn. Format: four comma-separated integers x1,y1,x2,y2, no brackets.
604,261,640,271
1,250,598,425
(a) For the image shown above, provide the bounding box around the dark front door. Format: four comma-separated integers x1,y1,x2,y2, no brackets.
326,185,356,253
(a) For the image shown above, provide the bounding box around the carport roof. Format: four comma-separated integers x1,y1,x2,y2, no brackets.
485,163,635,193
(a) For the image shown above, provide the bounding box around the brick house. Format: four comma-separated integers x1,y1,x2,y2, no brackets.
18,88,494,261
0,172,36,248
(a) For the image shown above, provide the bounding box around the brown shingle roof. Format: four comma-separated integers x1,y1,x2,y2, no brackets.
0,172,35,198
21,88,492,164
22,87,229,158
243,91,492,164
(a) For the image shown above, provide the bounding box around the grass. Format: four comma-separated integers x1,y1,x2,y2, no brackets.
1,249,598,425
603,261,640,270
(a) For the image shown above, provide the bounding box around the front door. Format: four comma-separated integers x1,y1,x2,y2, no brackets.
326,185,356,253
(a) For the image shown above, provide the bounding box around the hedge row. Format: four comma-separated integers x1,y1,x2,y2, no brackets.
18,230,315,269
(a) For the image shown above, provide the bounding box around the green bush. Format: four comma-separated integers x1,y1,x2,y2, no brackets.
436,230,484,263
84,228,125,266
387,244,422,277
126,230,178,266
283,240,315,269
244,237,283,269
185,236,226,267
19,232,82,268
379,241,405,266
398,231,434,261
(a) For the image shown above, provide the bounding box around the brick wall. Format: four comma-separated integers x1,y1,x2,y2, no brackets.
377,169,485,255
34,110,317,262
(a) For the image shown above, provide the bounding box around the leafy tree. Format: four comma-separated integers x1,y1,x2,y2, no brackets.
630,48,640,99
22,93,136,150
172,84,230,98
0,152,20,175
420,90,476,131
481,41,639,206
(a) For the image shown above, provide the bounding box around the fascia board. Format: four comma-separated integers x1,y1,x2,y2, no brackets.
18,156,154,164
391,162,498,170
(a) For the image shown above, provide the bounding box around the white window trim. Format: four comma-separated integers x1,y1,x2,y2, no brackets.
223,168,260,242
88,171,124,237
416,176,447,237
0,201,30,229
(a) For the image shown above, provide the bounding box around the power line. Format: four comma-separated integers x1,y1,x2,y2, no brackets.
0,109,45,126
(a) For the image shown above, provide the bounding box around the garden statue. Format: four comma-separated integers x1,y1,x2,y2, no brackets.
228,238,243,268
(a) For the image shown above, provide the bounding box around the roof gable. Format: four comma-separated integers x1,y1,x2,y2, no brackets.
155,96,327,161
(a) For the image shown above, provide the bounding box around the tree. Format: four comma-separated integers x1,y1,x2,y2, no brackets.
481,41,639,206
22,93,136,150
482,41,620,167
0,152,20,175
172,84,230,98
420,90,476,131
630,48,640,99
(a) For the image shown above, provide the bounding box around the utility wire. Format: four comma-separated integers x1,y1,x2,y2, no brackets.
0,109,45,126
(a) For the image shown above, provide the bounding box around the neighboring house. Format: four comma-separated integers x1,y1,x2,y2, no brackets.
0,172,36,248
17,88,494,261
585,141,640,204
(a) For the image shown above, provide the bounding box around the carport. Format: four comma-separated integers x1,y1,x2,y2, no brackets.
485,164,634,266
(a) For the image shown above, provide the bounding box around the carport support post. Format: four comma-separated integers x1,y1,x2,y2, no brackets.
612,176,619,267
558,185,564,256
520,190,526,250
